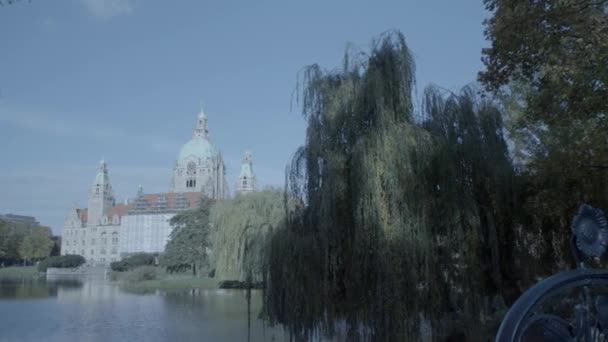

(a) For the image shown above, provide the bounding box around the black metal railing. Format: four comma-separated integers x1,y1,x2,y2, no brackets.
496,204,608,341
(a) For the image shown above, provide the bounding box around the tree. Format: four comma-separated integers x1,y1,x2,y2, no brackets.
18,226,54,263
160,197,213,276
264,31,518,341
481,0,608,279
212,189,285,282
480,0,608,126
0,219,9,258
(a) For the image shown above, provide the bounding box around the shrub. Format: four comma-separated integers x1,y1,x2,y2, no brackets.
123,266,158,283
38,255,85,272
110,253,155,272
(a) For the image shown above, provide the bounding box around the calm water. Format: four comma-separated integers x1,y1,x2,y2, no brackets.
0,277,289,342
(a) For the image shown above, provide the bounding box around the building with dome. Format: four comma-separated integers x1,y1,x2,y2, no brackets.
170,108,229,198
61,108,254,265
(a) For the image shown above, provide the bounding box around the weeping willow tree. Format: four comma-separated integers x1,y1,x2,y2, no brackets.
212,189,286,283
263,31,519,341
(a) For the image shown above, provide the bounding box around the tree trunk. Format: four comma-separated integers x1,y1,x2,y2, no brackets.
192,263,197,277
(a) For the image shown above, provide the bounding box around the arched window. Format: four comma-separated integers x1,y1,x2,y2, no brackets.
187,161,196,175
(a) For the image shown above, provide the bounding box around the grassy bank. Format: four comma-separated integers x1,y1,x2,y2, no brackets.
0,266,42,280
112,266,220,291
120,276,219,291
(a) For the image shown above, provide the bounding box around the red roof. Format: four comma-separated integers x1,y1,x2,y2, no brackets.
80,192,208,220
76,208,88,223
107,203,130,217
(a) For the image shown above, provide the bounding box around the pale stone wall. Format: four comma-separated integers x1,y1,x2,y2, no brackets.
119,213,175,256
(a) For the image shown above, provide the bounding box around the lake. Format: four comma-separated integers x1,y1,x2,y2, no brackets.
0,277,289,342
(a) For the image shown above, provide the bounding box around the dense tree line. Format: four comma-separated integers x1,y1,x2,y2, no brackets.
0,219,57,266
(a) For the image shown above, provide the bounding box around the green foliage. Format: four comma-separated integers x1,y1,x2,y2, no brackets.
264,31,517,341
480,0,608,124
0,219,42,262
110,253,156,272
121,266,158,284
212,189,285,282
160,197,213,276
482,0,608,282
18,226,54,261
37,254,85,272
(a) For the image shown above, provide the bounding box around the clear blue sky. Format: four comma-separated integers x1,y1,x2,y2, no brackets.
0,0,489,234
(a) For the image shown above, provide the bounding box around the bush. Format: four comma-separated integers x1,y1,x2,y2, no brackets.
123,266,158,283
38,255,85,272
110,253,155,272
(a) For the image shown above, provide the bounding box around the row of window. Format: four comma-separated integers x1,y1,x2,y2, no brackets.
65,236,118,246
65,227,120,236
89,248,118,255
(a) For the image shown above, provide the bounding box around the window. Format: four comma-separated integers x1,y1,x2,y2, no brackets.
66,241,70,246
111,248,117,254
91,239,95,245
91,249,94,255
186,179,197,188
101,249,106,255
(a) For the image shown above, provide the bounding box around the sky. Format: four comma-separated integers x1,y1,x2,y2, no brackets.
0,0,489,234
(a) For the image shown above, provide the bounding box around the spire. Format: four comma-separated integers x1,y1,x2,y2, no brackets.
193,106,209,140
93,158,110,189
237,150,256,194
243,150,252,165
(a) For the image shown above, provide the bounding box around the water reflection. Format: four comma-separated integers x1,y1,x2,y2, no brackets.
0,279,82,300
0,277,288,342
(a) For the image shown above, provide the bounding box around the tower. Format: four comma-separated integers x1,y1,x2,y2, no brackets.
171,106,228,199
87,159,115,226
236,150,256,194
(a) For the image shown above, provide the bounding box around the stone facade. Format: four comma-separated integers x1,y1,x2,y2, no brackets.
60,108,255,265
170,108,229,198
236,151,256,194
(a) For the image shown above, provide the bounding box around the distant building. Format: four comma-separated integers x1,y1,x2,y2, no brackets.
170,108,229,198
61,108,256,265
0,214,39,226
236,151,256,194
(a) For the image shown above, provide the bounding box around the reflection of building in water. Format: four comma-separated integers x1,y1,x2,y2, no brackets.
56,280,121,302
60,108,257,265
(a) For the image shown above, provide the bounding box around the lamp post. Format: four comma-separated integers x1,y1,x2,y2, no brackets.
495,204,608,341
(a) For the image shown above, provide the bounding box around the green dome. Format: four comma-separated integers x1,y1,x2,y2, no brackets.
178,138,218,161
240,163,254,178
